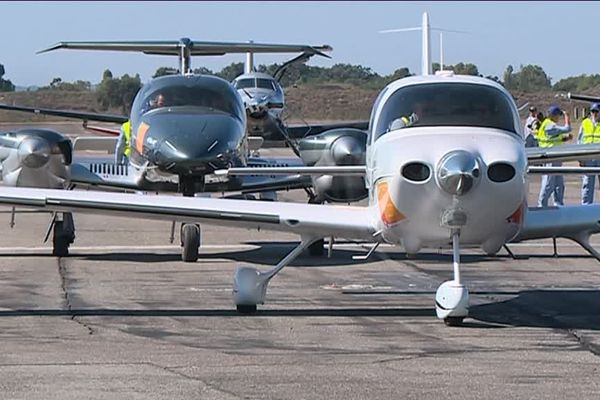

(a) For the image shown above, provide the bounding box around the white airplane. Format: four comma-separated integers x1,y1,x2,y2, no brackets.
3,13,600,325
4,68,600,325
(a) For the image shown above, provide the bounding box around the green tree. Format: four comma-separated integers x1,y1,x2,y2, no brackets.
503,64,551,92
96,71,141,113
153,67,178,78
216,62,245,81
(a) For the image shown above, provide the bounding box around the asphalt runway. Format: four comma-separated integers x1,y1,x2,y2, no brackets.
1,122,600,398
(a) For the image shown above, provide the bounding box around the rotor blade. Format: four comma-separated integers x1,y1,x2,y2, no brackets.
379,27,421,33
431,27,471,34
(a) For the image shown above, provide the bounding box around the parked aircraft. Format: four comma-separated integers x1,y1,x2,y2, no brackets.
0,39,364,260
5,71,600,325
4,16,600,325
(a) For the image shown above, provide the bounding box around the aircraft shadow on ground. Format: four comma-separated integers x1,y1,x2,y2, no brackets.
74,241,498,266
0,307,435,318
470,289,600,331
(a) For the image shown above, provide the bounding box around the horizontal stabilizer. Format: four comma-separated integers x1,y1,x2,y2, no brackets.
38,39,332,58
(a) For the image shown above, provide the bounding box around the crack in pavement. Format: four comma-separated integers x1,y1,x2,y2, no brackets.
158,364,243,399
57,258,94,335
568,329,600,357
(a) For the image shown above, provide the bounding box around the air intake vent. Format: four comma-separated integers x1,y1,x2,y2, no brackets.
487,163,515,183
401,162,431,182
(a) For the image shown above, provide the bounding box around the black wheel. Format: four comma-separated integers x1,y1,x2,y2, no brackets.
236,304,257,314
308,239,325,257
52,221,70,257
444,316,465,327
181,224,200,262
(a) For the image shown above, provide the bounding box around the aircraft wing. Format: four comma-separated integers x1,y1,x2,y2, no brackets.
526,143,600,165
285,121,369,138
0,103,127,124
516,206,600,241
0,187,375,240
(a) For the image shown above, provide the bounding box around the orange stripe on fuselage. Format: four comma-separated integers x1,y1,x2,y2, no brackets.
136,122,150,154
377,181,405,225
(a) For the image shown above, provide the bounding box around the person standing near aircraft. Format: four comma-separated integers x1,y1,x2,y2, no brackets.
537,105,572,207
115,120,131,164
524,106,539,147
578,103,600,204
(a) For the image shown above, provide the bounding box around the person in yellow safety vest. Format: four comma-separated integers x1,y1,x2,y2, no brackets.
115,120,131,164
578,102,600,204
537,105,572,207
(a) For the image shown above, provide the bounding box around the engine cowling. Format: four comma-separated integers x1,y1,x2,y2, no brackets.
0,129,72,188
298,128,367,203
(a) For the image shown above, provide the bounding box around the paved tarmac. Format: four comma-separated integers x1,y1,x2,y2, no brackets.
0,122,600,398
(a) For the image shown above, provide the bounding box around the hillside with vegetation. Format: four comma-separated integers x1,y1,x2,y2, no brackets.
1,61,600,123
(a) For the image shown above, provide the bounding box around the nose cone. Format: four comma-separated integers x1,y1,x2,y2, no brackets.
437,151,480,196
332,135,364,165
18,137,50,168
144,111,245,173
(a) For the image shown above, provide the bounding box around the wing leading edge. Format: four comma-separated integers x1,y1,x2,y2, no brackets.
0,187,375,240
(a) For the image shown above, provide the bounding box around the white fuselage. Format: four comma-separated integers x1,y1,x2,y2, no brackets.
364,74,527,254
233,72,284,120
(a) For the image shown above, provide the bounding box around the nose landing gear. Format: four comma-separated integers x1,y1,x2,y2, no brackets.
435,229,469,326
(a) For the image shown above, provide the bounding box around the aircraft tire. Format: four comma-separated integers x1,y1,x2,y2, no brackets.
52,221,70,257
308,239,325,257
181,224,200,263
236,304,257,314
443,316,465,327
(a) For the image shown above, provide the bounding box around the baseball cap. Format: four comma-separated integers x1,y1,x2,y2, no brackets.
547,105,562,116
529,106,537,112
591,103,600,112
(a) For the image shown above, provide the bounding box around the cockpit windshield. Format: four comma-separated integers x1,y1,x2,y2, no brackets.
256,79,276,90
133,75,244,119
233,78,276,91
373,83,517,141
234,79,254,90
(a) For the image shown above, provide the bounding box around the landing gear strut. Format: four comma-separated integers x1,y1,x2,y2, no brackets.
435,229,469,326
47,212,75,257
233,236,319,313
307,197,325,257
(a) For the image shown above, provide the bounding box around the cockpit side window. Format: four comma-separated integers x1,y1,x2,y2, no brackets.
373,83,517,141
256,78,275,90
234,79,255,89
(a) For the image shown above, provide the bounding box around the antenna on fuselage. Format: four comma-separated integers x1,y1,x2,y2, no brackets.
379,12,470,76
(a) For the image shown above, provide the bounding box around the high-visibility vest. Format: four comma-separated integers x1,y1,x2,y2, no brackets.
537,118,564,148
580,117,600,144
122,120,131,157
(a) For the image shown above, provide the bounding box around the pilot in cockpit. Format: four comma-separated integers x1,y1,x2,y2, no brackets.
388,101,431,131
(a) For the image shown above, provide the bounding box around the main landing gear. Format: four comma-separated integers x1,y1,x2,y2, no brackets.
233,236,319,313
435,229,469,326
45,212,75,257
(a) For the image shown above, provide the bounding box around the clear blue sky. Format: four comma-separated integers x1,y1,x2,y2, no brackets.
2,1,598,87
